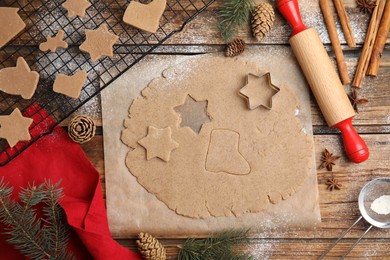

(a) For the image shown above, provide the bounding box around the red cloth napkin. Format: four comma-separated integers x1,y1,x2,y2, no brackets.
0,104,142,260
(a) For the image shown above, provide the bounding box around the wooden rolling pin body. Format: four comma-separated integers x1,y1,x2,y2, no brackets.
277,0,369,163
289,28,356,127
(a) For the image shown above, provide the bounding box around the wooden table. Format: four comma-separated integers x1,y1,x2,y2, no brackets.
5,0,390,258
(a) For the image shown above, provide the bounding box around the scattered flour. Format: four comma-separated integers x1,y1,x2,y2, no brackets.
371,195,390,215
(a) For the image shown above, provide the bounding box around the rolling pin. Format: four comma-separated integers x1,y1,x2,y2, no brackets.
276,0,369,163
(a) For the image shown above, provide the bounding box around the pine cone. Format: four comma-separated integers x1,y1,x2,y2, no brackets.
68,115,96,144
137,233,166,260
225,38,246,57
251,3,275,41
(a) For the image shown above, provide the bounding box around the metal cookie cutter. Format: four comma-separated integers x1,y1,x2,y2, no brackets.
319,178,390,259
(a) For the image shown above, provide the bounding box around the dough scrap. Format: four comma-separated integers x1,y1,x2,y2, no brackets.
138,126,179,162
205,129,250,175
79,24,119,62
0,57,40,99
39,30,68,52
53,70,87,99
123,0,167,33
0,7,25,48
239,73,280,110
62,0,91,18
121,57,313,218
0,108,33,147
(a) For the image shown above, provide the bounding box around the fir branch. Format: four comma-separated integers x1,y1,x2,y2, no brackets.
41,180,72,260
178,229,255,260
217,0,255,42
0,179,49,259
0,178,74,260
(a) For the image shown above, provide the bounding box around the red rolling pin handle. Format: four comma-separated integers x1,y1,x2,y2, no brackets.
277,0,369,163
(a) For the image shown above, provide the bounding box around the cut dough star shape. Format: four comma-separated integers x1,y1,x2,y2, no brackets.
138,126,179,162
239,73,280,110
62,0,91,18
79,24,119,62
174,95,211,134
0,108,33,147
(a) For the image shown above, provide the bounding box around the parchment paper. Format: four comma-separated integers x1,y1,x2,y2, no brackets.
101,47,321,237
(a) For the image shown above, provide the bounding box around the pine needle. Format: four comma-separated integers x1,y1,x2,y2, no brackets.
217,0,255,42
178,229,255,260
0,178,74,260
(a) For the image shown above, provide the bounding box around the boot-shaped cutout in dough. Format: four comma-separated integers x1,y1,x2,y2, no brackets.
206,129,250,175
123,0,167,33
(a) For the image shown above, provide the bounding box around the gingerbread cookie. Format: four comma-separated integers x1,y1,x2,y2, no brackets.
0,57,40,99
53,70,87,99
39,30,68,52
79,24,119,62
0,7,26,48
62,0,91,18
138,126,179,162
123,0,167,33
0,108,33,147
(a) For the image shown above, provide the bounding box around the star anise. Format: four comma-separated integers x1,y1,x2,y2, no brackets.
348,90,368,113
356,0,376,14
319,149,340,171
326,177,342,191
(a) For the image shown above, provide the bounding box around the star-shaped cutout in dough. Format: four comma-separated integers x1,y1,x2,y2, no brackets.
79,24,119,62
174,95,211,134
239,73,280,110
138,126,179,162
0,108,33,147
62,0,91,18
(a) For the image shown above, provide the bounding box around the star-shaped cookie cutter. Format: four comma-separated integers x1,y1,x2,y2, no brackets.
239,73,280,110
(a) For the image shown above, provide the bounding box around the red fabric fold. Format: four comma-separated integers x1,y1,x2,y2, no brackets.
0,104,141,260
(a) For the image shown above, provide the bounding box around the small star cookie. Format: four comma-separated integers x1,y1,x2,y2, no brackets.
79,24,119,62
62,0,91,18
0,108,33,147
138,126,179,162
239,73,280,110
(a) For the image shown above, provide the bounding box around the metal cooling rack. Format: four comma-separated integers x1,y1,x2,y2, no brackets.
0,0,215,165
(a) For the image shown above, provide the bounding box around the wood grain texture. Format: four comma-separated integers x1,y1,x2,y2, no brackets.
289,28,356,126
2,0,390,258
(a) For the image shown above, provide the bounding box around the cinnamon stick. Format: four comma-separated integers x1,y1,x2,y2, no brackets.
332,0,356,48
352,0,386,88
367,0,390,76
320,0,351,85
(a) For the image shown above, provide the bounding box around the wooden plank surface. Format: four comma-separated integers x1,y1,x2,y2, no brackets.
71,0,390,258
2,0,390,258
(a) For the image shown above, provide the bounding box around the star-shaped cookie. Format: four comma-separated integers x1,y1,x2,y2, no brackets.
62,0,91,18
0,108,33,147
79,24,119,62
239,73,280,110
138,126,179,162
174,95,211,134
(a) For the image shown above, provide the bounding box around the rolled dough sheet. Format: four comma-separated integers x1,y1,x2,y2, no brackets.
102,48,321,237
